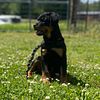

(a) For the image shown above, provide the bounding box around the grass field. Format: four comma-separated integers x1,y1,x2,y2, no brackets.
0,20,100,33
0,31,100,100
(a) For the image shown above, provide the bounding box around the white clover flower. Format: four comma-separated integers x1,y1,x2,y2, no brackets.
8,57,12,60
94,64,99,67
2,74,6,77
75,97,79,100
86,91,89,95
67,70,70,73
62,83,67,87
15,76,19,79
50,85,53,89
93,74,96,76
51,78,54,81
74,71,77,74
7,66,10,69
6,81,10,84
67,83,70,86
85,83,90,87
40,78,42,82
1,81,10,84
45,96,50,100
77,82,80,86
4,71,7,74
1,81,5,84
0,66,3,68
71,65,74,67
46,78,49,81
28,88,33,93
55,78,60,82
27,80,31,83
82,88,86,92
30,80,37,84
34,75,38,80
53,90,56,92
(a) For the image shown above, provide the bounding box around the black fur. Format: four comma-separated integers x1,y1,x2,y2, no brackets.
34,12,67,82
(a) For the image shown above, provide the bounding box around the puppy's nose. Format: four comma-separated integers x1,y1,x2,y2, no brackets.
33,25,37,30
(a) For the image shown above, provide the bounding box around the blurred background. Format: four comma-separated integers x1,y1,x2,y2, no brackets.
0,0,100,33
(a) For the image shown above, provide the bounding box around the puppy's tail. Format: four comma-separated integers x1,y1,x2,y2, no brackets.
26,42,44,79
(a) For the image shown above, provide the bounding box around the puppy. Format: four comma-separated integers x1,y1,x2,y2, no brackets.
28,12,67,83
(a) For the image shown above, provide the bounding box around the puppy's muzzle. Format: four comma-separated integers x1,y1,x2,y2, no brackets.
34,21,45,30
34,24,39,30
33,22,44,36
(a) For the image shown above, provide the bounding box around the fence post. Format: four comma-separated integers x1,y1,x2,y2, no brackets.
85,0,89,31
67,0,70,31
29,0,32,32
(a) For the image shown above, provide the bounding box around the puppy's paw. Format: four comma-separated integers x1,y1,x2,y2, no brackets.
40,76,50,83
60,75,68,84
27,71,33,78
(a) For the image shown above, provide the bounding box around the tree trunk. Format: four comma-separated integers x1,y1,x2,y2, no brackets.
70,0,79,29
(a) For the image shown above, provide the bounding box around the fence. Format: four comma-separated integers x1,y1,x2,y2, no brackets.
76,0,100,32
0,0,100,33
0,0,69,32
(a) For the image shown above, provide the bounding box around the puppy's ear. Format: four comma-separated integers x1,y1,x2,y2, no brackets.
51,12,60,23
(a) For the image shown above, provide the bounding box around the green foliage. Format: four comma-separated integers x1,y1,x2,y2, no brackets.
79,1,100,11
0,0,69,18
0,30,100,99
0,3,20,15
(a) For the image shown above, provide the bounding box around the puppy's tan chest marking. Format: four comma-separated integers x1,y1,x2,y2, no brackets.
43,26,52,38
42,48,63,57
52,48,63,57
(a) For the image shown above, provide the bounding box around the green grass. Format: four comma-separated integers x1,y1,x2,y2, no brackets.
0,32,100,100
0,20,99,33
0,20,68,32
0,22,30,32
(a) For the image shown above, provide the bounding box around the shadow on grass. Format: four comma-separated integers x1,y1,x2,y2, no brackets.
67,73,85,87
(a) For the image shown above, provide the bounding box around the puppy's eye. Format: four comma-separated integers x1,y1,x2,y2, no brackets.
41,17,45,22
44,17,47,21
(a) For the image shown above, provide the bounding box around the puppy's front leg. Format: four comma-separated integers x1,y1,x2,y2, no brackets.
41,48,50,83
40,62,50,83
41,71,50,83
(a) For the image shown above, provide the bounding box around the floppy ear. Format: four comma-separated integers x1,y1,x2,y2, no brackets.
37,12,60,24
51,12,60,23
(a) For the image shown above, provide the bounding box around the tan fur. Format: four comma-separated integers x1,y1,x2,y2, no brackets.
52,48,64,57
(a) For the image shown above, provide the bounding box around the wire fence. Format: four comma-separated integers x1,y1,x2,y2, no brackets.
76,0,100,33
0,0,100,33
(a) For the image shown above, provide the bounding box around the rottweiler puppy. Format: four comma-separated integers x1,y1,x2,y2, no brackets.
28,12,67,83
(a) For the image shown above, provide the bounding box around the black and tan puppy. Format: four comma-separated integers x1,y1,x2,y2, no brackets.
28,12,67,83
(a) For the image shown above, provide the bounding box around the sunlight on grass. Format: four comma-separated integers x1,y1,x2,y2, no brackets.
0,31,100,99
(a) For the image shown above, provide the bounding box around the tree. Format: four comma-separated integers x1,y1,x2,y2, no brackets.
0,2,20,15
32,0,68,19
79,0,100,11
69,0,79,28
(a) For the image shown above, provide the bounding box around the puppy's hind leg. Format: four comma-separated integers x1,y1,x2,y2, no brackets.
27,56,42,78
60,66,67,83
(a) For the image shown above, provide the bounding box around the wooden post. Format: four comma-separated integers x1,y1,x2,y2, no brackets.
29,0,32,32
69,0,79,31
85,0,89,31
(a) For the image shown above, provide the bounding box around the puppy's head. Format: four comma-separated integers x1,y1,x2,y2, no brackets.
34,12,59,36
